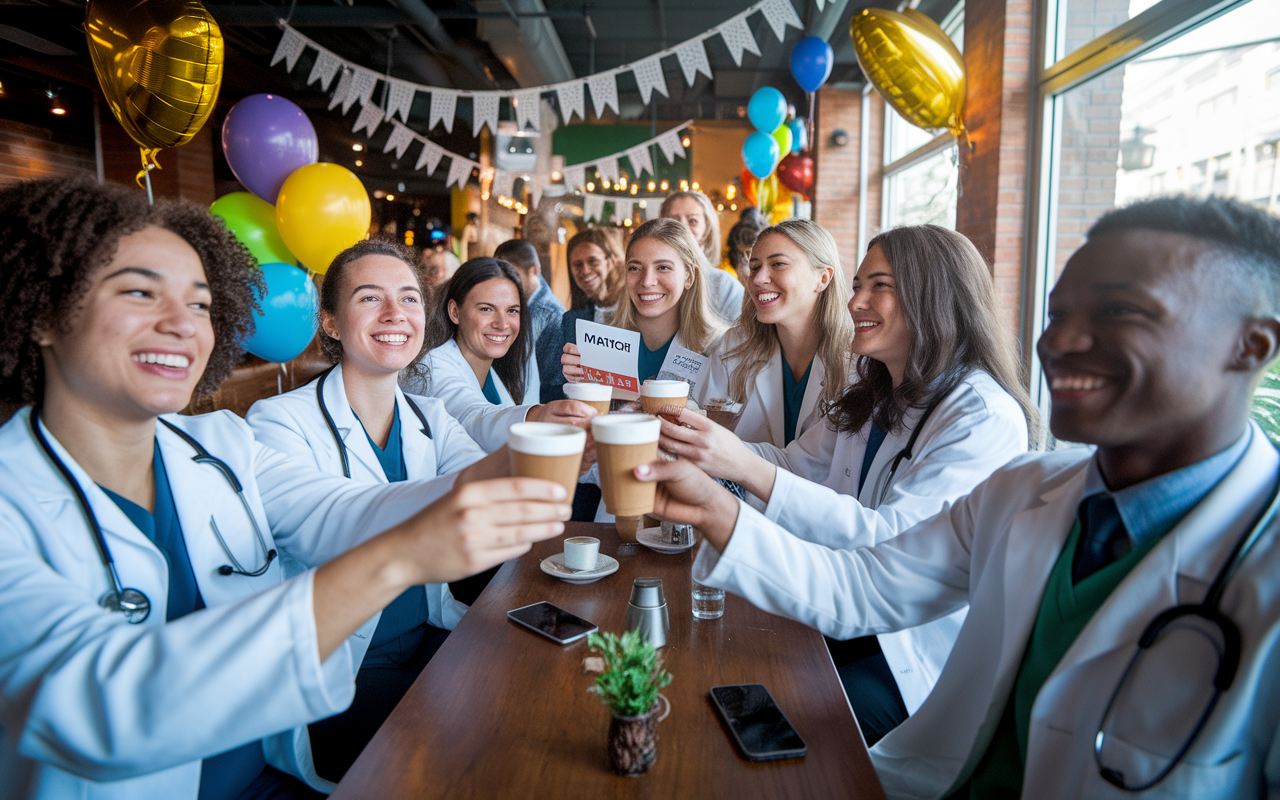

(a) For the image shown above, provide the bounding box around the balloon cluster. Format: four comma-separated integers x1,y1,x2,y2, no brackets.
738,36,830,221
213,94,373,362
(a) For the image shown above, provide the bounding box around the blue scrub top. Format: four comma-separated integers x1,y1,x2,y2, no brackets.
101,442,266,800
638,335,674,384
781,360,813,446
857,423,889,496
481,371,502,405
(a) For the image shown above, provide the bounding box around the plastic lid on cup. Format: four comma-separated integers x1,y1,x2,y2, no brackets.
508,422,587,455
590,413,661,444
639,380,690,398
564,382,613,401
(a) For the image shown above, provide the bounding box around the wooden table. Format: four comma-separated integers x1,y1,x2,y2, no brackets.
331,523,885,799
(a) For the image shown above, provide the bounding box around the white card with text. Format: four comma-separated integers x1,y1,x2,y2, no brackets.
575,319,641,396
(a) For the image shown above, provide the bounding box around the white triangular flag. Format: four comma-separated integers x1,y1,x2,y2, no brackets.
625,144,654,178
328,68,354,110
760,0,803,42
345,68,379,114
554,81,585,123
657,130,686,163
586,71,619,118
472,92,500,137
271,26,306,72
584,194,604,222
386,80,416,122
674,38,713,86
615,199,633,222
596,157,620,184
446,157,475,190
353,100,384,137
631,55,668,105
644,199,661,220
415,140,445,174
383,122,415,158
815,0,826,10
429,90,457,133
718,15,760,66
307,49,342,90
513,89,541,132
563,164,586,191
492,170,515,200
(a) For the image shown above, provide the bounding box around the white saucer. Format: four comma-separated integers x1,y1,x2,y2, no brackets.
637,526,697,554
540,552,620,584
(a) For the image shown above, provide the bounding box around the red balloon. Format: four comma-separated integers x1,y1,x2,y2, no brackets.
776,154,814,199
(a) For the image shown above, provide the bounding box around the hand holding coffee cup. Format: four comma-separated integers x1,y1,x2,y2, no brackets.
640,380,689,423
563,381,613,416
591,413,662,517
508,422,587,504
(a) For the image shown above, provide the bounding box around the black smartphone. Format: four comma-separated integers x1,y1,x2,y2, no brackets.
507,601,598,645
709,684,808,761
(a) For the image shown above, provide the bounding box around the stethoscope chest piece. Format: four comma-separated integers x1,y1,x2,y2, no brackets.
100,587,151,624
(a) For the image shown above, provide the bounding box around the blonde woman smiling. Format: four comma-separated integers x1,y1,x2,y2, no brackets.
660,190,744,322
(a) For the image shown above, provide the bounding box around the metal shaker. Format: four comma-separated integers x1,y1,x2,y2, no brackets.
625,577,670,648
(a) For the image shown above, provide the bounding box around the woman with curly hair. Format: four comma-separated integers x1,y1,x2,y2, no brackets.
0,177,568,800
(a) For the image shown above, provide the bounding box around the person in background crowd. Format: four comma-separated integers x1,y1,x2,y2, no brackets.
661,190,744,322
0,177,568,800
420,248,460,292
665,224,1034,744
544,228,628,403
644,195,1280,798
402,257,594,453
722,207,766,285
494,239,566,405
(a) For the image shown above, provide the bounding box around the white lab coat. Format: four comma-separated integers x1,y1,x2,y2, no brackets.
694,334,831,447
401,338,540,453
743,371,1028,713
696,423,1280,799
704,264,745,324
0,406,460,800
246,362,479,657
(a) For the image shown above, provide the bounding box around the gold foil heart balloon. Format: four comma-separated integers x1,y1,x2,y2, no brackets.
86,0,224,181
850,8,966,136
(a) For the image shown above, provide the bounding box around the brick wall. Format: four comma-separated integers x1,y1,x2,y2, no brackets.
98,103,216,206
813,87,883,280
0,118,96,188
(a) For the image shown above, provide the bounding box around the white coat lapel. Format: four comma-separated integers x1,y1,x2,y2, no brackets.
324,363,388,482
756,350,785,447
797,356,825,435
397,389,437,480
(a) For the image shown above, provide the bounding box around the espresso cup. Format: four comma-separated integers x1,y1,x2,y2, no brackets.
564,381,613,416
563,536,600,571
640,380,689,420
508,422,587,504
590,413,662,517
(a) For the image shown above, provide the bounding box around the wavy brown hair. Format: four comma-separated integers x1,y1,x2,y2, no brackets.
566,227,626,311
829,225,1037,443
0,177,261,412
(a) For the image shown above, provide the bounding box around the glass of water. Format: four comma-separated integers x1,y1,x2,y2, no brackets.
692,580,725,620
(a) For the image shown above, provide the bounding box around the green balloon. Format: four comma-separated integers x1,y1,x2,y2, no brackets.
772,125,793,161
210,192,296,267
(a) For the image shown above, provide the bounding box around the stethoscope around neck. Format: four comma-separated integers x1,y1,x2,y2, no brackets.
316,365,432,479
29,408,277,624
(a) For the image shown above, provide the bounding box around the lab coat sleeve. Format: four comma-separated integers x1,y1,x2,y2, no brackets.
763,389,1028,550
0,494,353,780
422,357,532,453
430,408,488,476
747,418,839,486
691,496,975,641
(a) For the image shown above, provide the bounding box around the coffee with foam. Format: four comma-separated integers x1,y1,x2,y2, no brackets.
590,413,662,517
508,422,587,503
564,382,613,415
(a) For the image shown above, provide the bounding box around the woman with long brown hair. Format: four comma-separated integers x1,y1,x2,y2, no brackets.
660,224,1036,744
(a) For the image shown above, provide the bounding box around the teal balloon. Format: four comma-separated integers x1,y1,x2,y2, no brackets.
210,192,295,267
786,118,807,152
747,87,787,134
742,131,781,180
244,262,318,363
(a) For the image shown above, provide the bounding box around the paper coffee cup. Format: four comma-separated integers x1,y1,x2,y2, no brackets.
508,422,587,503
640,380,689,418
591,413,661,517
564,382,613,415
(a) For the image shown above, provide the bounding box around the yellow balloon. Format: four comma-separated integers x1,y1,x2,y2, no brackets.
276,163,371,275
85,0,223,170
755,174,779,216
849,8,966,136
770,184,794,224
772,125,793,159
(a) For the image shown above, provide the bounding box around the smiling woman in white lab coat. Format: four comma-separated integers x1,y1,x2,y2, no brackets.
401,257,593,453
246,239,506,785
0,178,569,800
695,219,853,447
662,225,1036,744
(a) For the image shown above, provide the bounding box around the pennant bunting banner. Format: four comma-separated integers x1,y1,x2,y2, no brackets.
429,90,457,133
513,88,541,132
492,169,516,200
674,39,713,87
328,68,354,111
386,80,416,122
595,157,620,184
383,122,415,158
472,92,500,137
657,130,687,164
760,0,805,42
270,26,306,71
625,144,654,178
352,100,384,137
644,199,662,220
447,157,477,190
307,49,342,90
718,15,761,67
615,199,634,221
554,80,585,123
415,140,445,174
583,194,605,222
562,164,587,192
586,71,620,119
632,55,668,105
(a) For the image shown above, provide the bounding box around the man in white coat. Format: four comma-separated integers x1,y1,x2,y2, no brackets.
639,195,1280,799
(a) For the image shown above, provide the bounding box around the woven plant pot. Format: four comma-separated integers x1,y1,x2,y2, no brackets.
607,694,669,776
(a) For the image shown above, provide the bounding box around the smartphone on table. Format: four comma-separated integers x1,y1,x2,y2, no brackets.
710,684,808,761
507,601,598,645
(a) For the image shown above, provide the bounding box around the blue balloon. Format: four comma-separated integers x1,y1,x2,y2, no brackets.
742,132,781,180
786,118,807,153
747,87,787,134
243,262,319,363
790,36,834,93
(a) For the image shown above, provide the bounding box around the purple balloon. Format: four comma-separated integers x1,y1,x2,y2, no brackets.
222,94,318,204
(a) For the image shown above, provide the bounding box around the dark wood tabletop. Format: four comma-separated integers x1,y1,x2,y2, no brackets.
331,522,885,799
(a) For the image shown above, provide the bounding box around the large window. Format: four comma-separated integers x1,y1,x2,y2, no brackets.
1030,0,1280,438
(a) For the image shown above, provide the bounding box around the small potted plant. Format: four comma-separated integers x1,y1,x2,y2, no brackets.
587,630,672,776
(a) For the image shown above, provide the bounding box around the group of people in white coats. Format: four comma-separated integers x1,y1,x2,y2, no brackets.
2,169,1279,800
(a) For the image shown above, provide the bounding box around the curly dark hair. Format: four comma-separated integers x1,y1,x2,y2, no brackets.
0,176,262,408
318,238,428,371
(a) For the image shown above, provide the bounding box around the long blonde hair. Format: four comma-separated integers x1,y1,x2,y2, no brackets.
660,190,721,266
725,220,853,407
609,218,725,354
